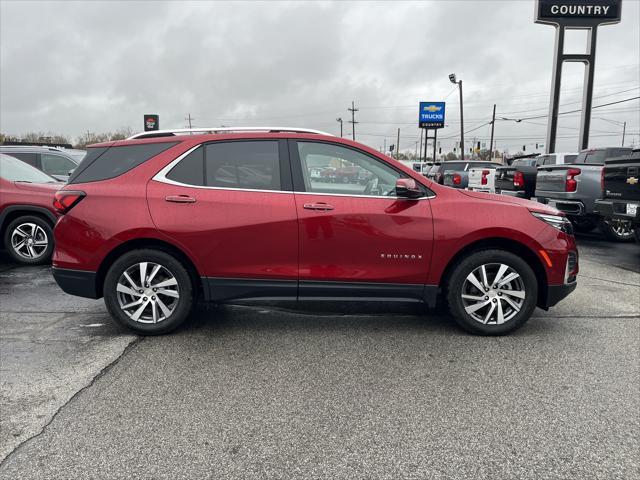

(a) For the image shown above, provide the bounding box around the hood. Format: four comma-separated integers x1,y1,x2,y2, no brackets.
458,189,561,215
13,181,63,193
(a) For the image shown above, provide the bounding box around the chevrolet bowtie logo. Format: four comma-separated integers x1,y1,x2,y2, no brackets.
627,177,638,185
423,105,442,112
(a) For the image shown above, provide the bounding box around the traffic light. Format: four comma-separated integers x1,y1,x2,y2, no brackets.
522,145,526,151
477,141,481,150
389,144,395,152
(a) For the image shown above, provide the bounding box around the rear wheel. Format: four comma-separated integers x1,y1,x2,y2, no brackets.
446,250,538,335
103,249,194,335
599,219,635,242
3,215,54,265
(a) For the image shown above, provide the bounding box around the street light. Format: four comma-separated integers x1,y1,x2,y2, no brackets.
336,117,343,137
449,73,464,160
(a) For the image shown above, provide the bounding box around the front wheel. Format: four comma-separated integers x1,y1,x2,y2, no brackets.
446,250,538,335
599,219,635,242
103,249,194,335
3,215,54,265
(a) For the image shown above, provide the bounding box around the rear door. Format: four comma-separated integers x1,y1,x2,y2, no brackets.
290,140,434,300
147,139,299,300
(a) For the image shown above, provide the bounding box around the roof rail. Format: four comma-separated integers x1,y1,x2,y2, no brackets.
127,126,333,140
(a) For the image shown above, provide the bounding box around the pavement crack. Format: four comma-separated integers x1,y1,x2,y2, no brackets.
577,273,640,287
0,336,143,468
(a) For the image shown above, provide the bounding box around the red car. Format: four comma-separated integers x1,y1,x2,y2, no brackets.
0,153,61,265
52,128,578,335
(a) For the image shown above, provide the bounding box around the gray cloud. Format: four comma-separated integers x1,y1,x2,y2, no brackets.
1,0,638,153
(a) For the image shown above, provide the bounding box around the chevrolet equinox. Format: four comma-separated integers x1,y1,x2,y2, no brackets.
52,128,578,335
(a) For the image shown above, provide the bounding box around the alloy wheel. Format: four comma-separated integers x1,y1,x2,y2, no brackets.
116,262,180,324
10,223,49,260
609,220,634,239
461,263,526,325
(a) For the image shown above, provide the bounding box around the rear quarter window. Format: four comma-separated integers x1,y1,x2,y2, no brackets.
68,142,178,184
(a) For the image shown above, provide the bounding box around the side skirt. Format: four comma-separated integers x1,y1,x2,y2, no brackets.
204,277,438,307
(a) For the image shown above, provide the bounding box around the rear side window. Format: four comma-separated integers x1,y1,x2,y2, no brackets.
69,142,178,184
576,150,606,164
166,147,204,186
205,141,280,190
564,155,577,164
6,152,38,167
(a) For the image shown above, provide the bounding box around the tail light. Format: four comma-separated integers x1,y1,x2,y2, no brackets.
53,190,85,214
513,171,525,189
452,173,462,185
481,169,490,185
565,168,581,192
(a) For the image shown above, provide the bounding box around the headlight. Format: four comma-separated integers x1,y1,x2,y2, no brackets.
531,212,574,235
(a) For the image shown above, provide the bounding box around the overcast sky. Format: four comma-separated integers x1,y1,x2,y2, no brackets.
1,0,638,154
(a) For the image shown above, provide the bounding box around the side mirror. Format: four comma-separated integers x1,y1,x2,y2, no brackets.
395,178,422,199
68,169,75,176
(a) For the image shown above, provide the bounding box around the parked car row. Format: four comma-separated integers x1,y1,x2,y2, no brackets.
1,128,579,336
429,147,638,243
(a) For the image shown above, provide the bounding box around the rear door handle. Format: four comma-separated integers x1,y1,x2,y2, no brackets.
303,202,334,211
165,195,196,203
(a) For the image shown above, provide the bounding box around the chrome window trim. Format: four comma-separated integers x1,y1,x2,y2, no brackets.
153,145,436,200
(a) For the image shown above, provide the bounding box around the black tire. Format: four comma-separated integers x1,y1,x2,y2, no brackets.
103,249,194,335
3,215,54,265
446,249,538,335
599,219,635,243
570,216,598,233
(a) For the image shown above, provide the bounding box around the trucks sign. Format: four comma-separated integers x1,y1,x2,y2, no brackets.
419,102,445,129
535,0,621,26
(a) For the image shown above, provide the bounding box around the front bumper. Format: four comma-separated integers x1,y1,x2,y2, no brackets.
594,199,640,225
52,267,101,299
543,282,577,309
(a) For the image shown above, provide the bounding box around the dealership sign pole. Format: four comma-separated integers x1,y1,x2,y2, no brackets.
419,102,445,162
535,0,622,153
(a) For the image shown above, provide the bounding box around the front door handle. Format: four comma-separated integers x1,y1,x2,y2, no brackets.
165,195,196,204
303,202,334,211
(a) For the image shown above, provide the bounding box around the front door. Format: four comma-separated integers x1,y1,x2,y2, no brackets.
290,140,434,301
147,139,298,301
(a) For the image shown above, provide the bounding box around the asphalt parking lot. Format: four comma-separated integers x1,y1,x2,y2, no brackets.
0,234,638,479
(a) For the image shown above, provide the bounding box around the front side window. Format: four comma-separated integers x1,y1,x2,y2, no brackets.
296,142,402,197
41,154,76,176
205,141,280,190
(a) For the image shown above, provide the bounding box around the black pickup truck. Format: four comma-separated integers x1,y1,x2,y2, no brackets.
495,153,577,199
595,149,640,243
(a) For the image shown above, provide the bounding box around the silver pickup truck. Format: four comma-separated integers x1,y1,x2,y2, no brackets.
535,147,634,241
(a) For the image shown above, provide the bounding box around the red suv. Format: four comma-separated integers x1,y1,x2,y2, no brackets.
52,128,578,335
1,153,61,265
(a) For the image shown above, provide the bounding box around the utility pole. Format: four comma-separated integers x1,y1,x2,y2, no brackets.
622,121,626,147
348,101,358,141
185,113,194,129
383,138,386,154
489,104,496,160
336,118,343,137
396,128,400,160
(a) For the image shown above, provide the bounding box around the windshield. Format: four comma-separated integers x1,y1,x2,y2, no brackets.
575,151,607,164
0,154,57,183
512,159,536,167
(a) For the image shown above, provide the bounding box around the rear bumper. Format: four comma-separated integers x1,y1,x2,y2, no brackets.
537,197,586,216
595,199,640,225
499,189,526,198
52,267,101,299
543,281,577,309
